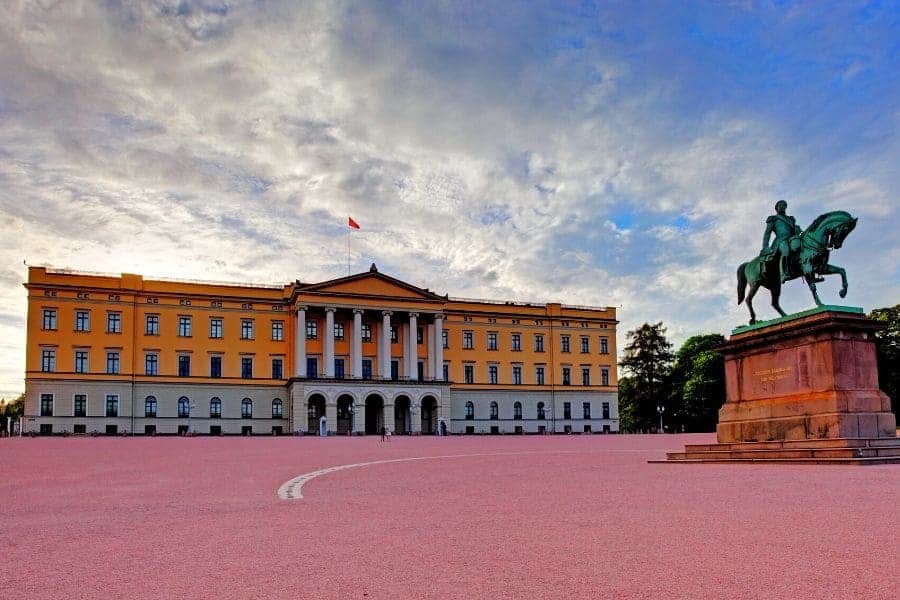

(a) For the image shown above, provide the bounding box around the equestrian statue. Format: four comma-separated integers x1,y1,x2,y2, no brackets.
737,200,858,324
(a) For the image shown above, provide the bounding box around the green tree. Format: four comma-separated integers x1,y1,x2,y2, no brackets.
617,376,640,432
1,393,24,433
669,334,726,432
869,305,899,416
619,322,673,431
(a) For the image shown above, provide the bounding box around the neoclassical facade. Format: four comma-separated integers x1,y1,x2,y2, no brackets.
23,265,619,435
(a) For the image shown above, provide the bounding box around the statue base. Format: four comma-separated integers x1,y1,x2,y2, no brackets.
658,307,900,464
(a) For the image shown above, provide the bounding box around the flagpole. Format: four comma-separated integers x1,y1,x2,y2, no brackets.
347,227,351,276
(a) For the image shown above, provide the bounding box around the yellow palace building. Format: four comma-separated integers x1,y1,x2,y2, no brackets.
23,264,619,435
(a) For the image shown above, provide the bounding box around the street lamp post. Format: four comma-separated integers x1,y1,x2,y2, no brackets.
657,404,666,433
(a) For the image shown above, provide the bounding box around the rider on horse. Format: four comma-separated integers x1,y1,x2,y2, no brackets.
760,200,802,283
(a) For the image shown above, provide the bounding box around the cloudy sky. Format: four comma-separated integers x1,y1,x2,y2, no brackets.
1,1,898,398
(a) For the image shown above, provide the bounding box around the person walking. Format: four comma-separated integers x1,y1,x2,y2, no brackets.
380,425,386,442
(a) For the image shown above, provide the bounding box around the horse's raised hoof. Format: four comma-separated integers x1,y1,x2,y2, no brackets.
839,288,847,298
749,318,757,325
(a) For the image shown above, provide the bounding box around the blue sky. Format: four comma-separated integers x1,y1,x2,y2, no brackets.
1,1,898,397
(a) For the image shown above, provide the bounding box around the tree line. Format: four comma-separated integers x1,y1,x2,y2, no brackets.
618,304,899,433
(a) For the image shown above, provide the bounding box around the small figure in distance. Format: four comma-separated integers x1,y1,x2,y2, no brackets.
381,425,386,442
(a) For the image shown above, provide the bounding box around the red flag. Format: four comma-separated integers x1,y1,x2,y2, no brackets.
348,217,360,229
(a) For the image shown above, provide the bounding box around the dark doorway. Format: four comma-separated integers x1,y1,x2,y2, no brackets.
421,396,438,434
307,394,326,434
394,396,411,434
337,394,354,435
365,394,384,434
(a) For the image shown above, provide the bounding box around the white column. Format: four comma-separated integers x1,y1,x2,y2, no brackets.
427,323,435,379
324,307,335,377
352,309,363,378
408,312,419,380
295,306,307,377
381,311,392,379
434,314,444,381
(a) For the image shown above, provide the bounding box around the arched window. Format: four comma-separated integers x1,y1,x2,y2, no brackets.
537,401,546,420
272,398,283,419
178,396,190,418
241,398,253,418
513,401,522,420
145,396,157,418
464,401,474,420
490,401,499,420
210,397,221,418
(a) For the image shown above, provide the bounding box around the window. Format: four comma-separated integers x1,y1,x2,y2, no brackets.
145,353,158,376
442,330,449,349
41,349,55,372
390,326,398,343
210,397,222,418
210,356,222,378
105,394,119,417
75,350,88,374
334,358,345,378
40,394,53,416
74,394,86,417
513,402,523,420
107,312,121,333
307,357,318,377
564,402,572,419
390,360,399,380
306,319,318,340
241,398,252,418
271,358,283,380
534,334,544,352
361,323,372,342
512,365,522,385
488,365,498,384
178,355,191,377
106,352,120,375
272,398,283,418
464,401,474,420
487,332,498,350
582,367,591,386
535,366,545,385
241,319,254,340
178,316,192,337
271,320,284,341
145,396,157,418
511,333,521,351
42,309,57,330
490,401,499,420
581,336,589,353
442,363,449,381
241,356,253,379
600,337,609,354
210,318,223,338
145,314,159,335
601,367,610,387
583,402,592,419
362,359,373,380
561,335,571,353
417,327,423,344
562,367,571,386
537,401,546,420
602,402,610,419
464,364,474,384
75,310,90,332
334,322,344,340
178,397,190,418
463,331,473,349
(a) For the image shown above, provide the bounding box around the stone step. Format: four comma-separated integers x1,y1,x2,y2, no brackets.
684,437,900,453
651,456,900,465
666,446,900,462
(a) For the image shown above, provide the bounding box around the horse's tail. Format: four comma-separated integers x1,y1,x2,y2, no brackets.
737,262,748,305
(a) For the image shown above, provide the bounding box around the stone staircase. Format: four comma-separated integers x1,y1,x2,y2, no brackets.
653,437,900,465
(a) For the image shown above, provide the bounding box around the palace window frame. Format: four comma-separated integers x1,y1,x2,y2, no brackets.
74,350,89,374
145,396,157,418
271,320,284,341
75,310,90,332
41,349,56,372
106,312,121,334
209,318,223,339
73,394,87,417
178,316,192,337
210,397,222,418
145,314,159,336
42,309,57,331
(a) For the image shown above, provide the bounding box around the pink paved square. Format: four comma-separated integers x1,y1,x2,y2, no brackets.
2,434,898,599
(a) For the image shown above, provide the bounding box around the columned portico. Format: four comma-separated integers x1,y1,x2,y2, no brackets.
295,305,307,377
324,307,335,378
351,309,363,378
381,311,392,379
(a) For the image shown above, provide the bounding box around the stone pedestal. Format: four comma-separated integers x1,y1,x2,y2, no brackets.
660,307,899,464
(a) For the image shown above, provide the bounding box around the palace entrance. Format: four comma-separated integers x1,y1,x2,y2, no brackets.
337,394,354,435
394,395,411,434
365,394,384,435
307,394,326,434
421,395,438,434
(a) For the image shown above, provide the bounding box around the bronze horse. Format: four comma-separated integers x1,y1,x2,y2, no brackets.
737,211,858,324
